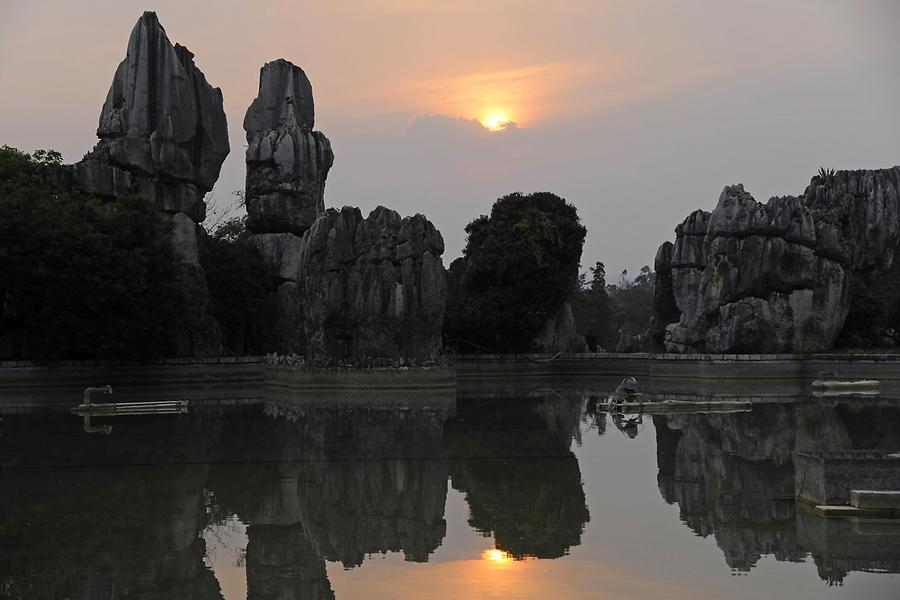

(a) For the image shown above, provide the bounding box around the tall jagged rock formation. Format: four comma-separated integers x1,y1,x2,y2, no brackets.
74,11,229,354
244,59,334,235
75,11,229,266
244,61,446,363
296,206,446,365
652,168,900,353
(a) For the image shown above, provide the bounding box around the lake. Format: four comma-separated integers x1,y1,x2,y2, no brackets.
1,369,899,599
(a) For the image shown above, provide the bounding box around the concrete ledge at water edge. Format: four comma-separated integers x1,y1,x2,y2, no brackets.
452,352,900,362
850,490,900,510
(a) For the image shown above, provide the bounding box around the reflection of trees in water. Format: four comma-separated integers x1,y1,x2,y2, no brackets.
444,394,589,559
19,392,899,592
655,402,900,584
0,411,224,599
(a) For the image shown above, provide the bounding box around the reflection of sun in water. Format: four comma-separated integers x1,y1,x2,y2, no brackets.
482,548,514,566
480,108,512,132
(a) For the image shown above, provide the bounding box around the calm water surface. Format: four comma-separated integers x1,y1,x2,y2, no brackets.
2,376,899,599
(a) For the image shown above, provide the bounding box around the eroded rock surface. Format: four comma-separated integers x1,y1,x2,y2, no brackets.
652,168,900,353
243,60,446,362
297,206,446,365
249,206,446,363
75,11,229,229
244,59,334,235
73,11,228,355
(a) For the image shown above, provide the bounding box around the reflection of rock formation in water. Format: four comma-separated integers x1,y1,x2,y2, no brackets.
246,524,334,600
796,503,900,585
208,400,450,591
655,402,900,580
0,412,224,599
445,395,589,559
656,409,800,571
0,392,599,594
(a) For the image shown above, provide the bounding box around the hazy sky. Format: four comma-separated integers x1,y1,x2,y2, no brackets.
1,1,898,278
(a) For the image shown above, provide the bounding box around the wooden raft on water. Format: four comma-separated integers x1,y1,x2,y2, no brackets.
71,400,188,416
72,385,188,417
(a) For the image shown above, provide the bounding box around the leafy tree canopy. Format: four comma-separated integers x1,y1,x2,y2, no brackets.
445,192,586,352
199,215,276,355
0,145,194,360
571,263,657,350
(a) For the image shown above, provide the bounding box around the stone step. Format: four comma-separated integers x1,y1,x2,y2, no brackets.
850,490,900,510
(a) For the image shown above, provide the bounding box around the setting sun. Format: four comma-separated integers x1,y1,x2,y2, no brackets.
480,109,512,132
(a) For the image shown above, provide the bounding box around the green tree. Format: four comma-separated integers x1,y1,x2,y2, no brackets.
0,146,194,360
607,265,656,336
199,216,275,354
445,192,586,352
571,261,614,351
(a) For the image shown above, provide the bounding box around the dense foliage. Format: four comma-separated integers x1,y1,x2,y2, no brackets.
572,264,656,351
570,262,614,351
0,145,195,360
445,192,586,352
200,216,276,355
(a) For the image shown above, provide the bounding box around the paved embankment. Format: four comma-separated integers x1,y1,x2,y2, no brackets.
453,352,900,381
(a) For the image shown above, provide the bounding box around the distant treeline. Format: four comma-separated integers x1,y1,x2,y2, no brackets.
571,264,656,352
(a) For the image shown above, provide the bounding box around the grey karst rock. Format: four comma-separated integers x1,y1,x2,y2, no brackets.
533,301,578,352
245,59,334,235
653,167,900,353
248,206,447,362
247,232,304,281
649,242,679,350
241,60,447,362
297,206,446,365
73,11,227,356
75,11,229,222
170,213,201,266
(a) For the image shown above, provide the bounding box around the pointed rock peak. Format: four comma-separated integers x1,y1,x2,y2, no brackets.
244,58,315,135
76,10,229,203
140,10,161,23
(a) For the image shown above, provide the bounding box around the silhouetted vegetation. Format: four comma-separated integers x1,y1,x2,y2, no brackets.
444,192,586,352
572,264,656,350
0,146,197,360
200,216,276,355
571,262,614,351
